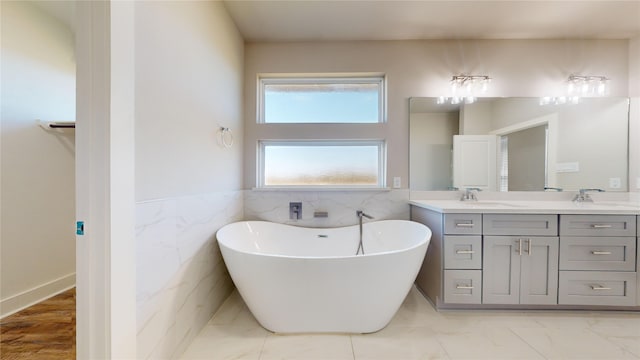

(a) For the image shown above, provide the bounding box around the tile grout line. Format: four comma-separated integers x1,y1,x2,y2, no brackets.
584,325,640,359
433,334,454,360
256,328,269,360
349,334,356,360
507,327,549,360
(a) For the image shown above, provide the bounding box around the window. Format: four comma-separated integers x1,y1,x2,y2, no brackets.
255,74,387,189
259,76,385,124
259,141,386,188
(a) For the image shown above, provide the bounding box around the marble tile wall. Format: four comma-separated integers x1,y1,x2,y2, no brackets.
244,190,410,227
135,190,243,359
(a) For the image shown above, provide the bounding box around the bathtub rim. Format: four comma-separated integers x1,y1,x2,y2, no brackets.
216,219,432,260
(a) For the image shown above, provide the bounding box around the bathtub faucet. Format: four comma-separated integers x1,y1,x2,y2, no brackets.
356,211,374,220
356,211,374,255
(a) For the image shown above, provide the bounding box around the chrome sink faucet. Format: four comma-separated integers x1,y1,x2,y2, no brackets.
572,188,605,203
460,188,481,201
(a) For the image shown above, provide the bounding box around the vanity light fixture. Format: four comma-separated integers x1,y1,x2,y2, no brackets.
540,74,609,106
567,75,609,97
437,74,492,105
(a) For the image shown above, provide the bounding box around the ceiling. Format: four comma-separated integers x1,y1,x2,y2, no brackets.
29,1,640,42
223,0,640,42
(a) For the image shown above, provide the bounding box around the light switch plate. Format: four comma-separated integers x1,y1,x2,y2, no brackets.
609,177,621,189
393,177,401,188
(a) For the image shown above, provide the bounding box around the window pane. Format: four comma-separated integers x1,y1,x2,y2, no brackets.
263,143,381,186
263,81,381,123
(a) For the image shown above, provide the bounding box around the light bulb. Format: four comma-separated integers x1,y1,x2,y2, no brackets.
567,82,575,95
581,82,589,94
481,81,488,93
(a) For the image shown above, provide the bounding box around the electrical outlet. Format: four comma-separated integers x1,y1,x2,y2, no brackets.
393,177,401,189
609,177,621,189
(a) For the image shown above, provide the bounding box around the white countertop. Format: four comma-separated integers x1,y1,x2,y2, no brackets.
409,199,640,214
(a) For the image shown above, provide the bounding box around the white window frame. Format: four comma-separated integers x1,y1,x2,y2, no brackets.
257,74,386,124
258,140,387,189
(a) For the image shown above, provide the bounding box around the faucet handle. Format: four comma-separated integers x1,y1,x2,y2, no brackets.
460,187,481,201
573,188,605,203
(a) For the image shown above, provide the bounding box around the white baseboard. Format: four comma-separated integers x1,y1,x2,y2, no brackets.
1,273,76,318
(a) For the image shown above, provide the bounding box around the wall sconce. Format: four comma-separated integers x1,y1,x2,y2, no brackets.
567,74,609,96
437,75,492,105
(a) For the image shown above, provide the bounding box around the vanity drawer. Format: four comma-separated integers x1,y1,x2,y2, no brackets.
444,236,482,269
443,270,482,304
444,214,482,235
483,214,558,236
560,215,636,237
559,237,636,271
559,271,637,306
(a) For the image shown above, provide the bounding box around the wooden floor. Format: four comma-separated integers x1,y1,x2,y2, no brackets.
0,288,76,360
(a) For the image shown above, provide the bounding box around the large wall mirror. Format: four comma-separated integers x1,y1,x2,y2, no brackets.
410,97,629,192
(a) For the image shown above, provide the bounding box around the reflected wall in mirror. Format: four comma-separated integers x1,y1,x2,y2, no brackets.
409,97,629,192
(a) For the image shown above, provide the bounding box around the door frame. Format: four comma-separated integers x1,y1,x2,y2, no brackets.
75,1,136,358
490,113,559,189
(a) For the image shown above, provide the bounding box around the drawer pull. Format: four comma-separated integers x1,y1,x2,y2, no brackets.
591,251,612,255
456,285,474,289
591,224,612,229
455,223,474,228
591,285,612,291
455,250,475,254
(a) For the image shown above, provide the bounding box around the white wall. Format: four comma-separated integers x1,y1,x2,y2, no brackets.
460,101,492,135
244,40,630,189
134,1,244,358
0,1,76,317
629,37,640,192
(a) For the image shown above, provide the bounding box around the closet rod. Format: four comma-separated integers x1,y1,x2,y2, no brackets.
49,123,75,129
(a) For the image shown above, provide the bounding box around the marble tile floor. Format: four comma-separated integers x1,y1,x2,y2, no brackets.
181,286,640,360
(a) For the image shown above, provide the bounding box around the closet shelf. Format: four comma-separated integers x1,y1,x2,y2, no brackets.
38,121,75,131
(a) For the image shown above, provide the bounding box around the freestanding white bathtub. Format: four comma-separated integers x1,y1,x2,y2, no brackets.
216,220,431,333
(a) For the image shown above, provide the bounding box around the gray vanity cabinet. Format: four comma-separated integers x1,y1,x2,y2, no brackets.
483,235,559,305
411,205,639,310
482,214,559,305
558,215,637,306
442,214,483,304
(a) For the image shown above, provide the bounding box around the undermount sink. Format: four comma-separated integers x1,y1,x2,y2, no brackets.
592,202,640,209
461,201,524,208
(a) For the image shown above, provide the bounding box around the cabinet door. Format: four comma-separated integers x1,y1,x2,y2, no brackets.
520,237,559,305
483,236,521,304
